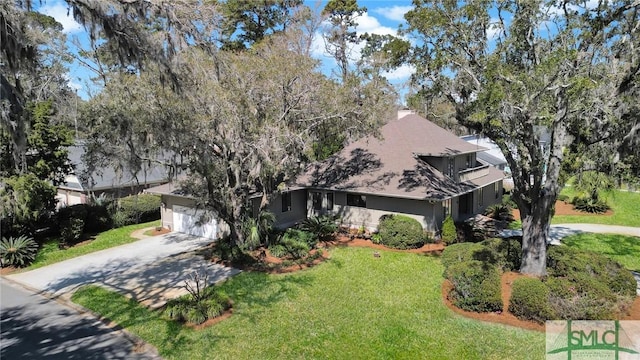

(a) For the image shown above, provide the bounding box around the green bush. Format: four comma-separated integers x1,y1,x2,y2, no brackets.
113,194,161,228
440,242,484,271
483,204,515,222
446,260,503,313
60,217,85,245
509,278,555,323
377,215,425,250
299,215,338,242
480,238,521,272
0,235,39,267
545,246,636,319
441,215,457,245
164,287,231,325
279,237,310,259
571,196,610,214
85,203,113,232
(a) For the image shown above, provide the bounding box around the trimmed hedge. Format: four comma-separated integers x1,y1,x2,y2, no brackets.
441,242,484,272
441,239,520,273
441,215,457,245
509,278,555,323
377,214,425,250
480,238,521,272
446,260,502,313
113,194,161,228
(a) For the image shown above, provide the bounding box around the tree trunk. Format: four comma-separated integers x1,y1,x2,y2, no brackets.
519,209,550,276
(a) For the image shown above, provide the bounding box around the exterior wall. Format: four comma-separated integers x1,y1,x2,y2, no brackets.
268,190,307,228
331,192,438,232
56,189,86,208
160,195,196,230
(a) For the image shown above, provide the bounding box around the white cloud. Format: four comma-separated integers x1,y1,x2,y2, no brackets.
372,5,413,22
40,3,82,34
383,64,415,81
63,73,82,91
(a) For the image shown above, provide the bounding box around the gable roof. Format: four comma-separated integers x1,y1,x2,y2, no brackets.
294,113,503,201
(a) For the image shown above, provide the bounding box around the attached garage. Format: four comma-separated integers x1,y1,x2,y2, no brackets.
172,205,219,239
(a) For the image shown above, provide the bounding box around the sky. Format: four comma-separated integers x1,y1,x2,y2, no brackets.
36,0,416,101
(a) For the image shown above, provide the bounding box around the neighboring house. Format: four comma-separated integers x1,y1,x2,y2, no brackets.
56,145,171,207
461,134,509,171
148,111,504,239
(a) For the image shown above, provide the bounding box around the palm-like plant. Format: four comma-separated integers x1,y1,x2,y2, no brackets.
300,215,338,242
483,204,515,223
0,235,39,267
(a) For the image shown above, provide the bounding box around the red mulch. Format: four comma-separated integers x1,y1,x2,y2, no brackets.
512,200,614,220
443,272,640,332
325,235,445,255
146,227,171,236
0,266,18,275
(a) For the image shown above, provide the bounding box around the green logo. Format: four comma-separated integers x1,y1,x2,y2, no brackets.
547,320,640,360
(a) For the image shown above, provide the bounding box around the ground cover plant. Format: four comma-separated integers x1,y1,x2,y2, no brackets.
72,247,545,360
26,221,159,270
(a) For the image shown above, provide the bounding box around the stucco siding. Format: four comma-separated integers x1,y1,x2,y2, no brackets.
269,190,307,228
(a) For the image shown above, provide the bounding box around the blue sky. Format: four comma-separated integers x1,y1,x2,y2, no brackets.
37,0,416,100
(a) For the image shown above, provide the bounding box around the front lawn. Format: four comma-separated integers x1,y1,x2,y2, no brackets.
561,233,640,272
72,247,544,359
552,189,640,227
28,221,159,270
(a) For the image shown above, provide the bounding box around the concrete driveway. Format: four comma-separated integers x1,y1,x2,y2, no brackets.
7,232,240,307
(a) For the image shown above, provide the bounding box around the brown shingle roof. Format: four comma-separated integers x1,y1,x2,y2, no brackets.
294,113,503,200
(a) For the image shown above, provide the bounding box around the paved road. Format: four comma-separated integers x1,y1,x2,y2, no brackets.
6,232,240,307
0,279,158,359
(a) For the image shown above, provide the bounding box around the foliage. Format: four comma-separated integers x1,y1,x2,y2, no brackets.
402,0,640,276
164,272,231,325
112,194,161,228
571,196,611,214
483,204,515,223
509,278,555,324
71,248,545,359
0,174,57,238
85,203,113,232
60,218,85,246
446,260,502,313
572,171,614,204
0,235,39,268
377,215,425,250
299,215,338,242
322,0,366,82
241,210,276,250
545,246,636,319
272,229,312,259
441,239,520,274
441,215,457,245
553,189,640,227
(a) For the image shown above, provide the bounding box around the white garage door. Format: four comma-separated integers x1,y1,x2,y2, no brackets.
172,205,218,239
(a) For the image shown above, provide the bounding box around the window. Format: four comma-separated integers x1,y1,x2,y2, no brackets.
346,194,366,207
466,155,472,168
494,182,500,199
311,191,322,210
443,198,452,217
282,192,291,212
326,192,334,211
478,187,484,206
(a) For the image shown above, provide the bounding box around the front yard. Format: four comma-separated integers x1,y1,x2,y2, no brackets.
72,247,545,360
552,189,640,227
562,233,640,272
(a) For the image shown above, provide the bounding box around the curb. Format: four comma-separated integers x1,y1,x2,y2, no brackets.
1,276,163,360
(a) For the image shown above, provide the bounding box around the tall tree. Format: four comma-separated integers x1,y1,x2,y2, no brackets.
403,0,640,275
322,0,366,82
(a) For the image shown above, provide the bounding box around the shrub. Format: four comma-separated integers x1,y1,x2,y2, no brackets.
60,217,85,246
113,194,161,227
545,246,636,319
571,196,610,214
85,203,113,232
441,215,457,245
165,287,231,325
557,194,570,203
279,237,310,259
0,235,39,267
483,204,515,222
268,244,287,258
480,238,521,272
446,260,503,312
509,278,555,323
377,214,425,250
299,215,338,242
440,242,484,271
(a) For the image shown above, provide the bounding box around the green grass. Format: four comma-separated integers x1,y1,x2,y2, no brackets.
552,189,640,227
28,221,159,270
72,247,545,360
561,233,640,272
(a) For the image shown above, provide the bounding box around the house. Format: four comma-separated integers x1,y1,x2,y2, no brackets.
148,111,504,239
461,135,509,171
56,144,171,207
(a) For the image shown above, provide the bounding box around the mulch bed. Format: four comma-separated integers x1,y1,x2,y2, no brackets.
443,272,640,332
145,227,171,236
512,200,614,220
